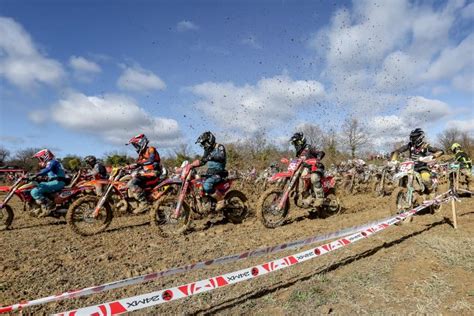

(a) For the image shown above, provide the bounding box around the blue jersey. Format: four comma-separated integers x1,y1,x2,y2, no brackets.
36,159,66,180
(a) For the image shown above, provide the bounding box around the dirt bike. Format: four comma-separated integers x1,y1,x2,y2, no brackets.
150,160,249,235
371,164,395,197
0,172,92,230
391,156,440,221
257,157,340,228
341,167,369,194
66,166,169,236
447,162,471,196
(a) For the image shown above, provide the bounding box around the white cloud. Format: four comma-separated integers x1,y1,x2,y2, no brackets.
117,66,166,92
69,56,101,73
188,75,325,134
176,20,199,32
368,96,452,147
311,0,471,112
422,34,474,81
452,72,474,93
28,110,48,124
0,16,65,89
461,2,474,19
32,92,182,147
403,96,451,124
447,118,474,134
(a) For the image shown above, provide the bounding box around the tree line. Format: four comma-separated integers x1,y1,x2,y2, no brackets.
1,122,472,172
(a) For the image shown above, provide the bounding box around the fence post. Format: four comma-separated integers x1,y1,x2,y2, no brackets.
451,195,458,229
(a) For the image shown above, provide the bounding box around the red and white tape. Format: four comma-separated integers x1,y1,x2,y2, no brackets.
55,197,449,316
0,202,431,314
0,193,451,314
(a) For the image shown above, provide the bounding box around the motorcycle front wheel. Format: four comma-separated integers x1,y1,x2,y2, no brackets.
391,187,413,224
0,205,14,230
150,194,191,236
66,195,113,236
257,189,289,228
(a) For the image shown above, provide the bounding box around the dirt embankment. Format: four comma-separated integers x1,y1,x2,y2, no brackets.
1,192,473,315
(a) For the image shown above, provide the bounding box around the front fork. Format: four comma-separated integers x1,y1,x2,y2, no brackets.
0,183,21,209
174,173,191,218
405,174,414,207
93,183,115,217
277,169,301,210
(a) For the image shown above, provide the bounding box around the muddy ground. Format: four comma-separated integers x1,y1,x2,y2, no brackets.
1,191,473,315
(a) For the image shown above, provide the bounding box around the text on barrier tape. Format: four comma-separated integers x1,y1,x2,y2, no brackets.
56,197,448,316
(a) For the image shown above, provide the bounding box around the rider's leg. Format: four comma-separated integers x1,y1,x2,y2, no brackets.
311,172,324,206
420,170,432,191
30,180,64,217
128,176,149,214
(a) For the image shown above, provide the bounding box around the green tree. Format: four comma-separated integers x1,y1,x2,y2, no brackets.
61,155,82,171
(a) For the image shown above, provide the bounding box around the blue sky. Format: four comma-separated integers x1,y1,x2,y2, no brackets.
0,0,473,158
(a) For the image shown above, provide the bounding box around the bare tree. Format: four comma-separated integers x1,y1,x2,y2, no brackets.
0,146,10,165
10,148,41,171
460,131,474,156
296,123,323,148
437,128,461,153
342,118,368,158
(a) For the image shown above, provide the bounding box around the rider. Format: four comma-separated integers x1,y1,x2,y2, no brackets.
289,132,326,206
194,131,228,202
451,143,472,190
84,155,108,195
391,128,444,190
451,143,472,170
30,149,66,217
126,134,162,214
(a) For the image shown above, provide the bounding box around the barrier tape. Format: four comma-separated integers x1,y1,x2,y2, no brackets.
56,196,450,316
0,192,452,314
1,199,439,314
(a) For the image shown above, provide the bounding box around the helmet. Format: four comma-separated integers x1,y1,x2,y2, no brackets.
409,128,425,147
128,134,149,154
33,149,54,165
289,132,306,147
84,155,97,166
451,143,462,153
195,131,216,151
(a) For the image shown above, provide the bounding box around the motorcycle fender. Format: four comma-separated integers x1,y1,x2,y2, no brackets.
269,172,291,182
393,172,406,180
156,178,181,188
0,186,11,192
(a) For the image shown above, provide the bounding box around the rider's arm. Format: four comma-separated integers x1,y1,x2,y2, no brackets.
310,146,325,160
390,144,409,160
427,145,444,158
35,160,55,176
140,148,157,166
208,145,226,162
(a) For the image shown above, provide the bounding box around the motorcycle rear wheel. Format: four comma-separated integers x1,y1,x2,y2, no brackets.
67,195,113,236
0,205,14,231
257,189,289,228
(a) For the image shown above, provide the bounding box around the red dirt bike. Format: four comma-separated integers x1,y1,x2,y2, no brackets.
0,172,92,230
257,157,341,228
66,166,169,236
150,160,249,235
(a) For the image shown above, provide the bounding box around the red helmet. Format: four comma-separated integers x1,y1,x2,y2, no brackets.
127,134,149,154
33,149,54,165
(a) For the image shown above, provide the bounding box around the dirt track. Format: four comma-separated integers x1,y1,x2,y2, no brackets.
1,192,473,315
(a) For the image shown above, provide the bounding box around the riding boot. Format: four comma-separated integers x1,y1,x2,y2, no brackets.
36,198,54,218
312,188,324,207
133,192,150,214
